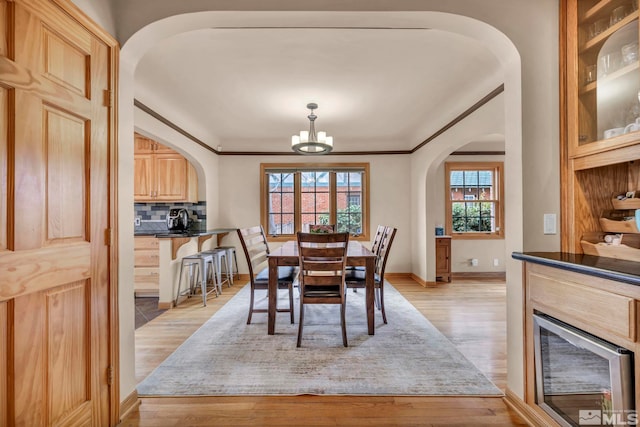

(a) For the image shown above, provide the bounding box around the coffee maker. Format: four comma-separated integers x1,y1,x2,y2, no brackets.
167,208,189,232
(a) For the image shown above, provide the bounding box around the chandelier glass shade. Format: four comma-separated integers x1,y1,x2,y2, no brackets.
291,103,333,155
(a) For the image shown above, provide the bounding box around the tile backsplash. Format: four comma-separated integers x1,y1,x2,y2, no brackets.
134,201,206,233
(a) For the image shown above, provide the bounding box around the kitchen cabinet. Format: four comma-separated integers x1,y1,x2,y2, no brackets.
134,236,160,297
562,0,640,258
134,133,198,202
435,236,451,282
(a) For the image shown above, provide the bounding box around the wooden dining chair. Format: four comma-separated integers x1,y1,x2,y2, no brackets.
346,227,397,324
348,224,387,287
296,231,350,347
237,225,296,324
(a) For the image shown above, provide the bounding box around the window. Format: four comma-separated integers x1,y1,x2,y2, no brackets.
261,163,369,240
445,162,504,239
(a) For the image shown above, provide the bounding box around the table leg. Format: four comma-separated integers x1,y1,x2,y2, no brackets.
268,257,278,335
365,256,375,335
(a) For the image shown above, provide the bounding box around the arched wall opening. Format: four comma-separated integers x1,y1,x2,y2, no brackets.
117,9,525,404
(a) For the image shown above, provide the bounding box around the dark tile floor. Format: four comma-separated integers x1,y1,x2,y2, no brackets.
135,297,167,329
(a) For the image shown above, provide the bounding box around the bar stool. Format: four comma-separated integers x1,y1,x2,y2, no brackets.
216,245,238,285
200,248,230,290
175,252,218,307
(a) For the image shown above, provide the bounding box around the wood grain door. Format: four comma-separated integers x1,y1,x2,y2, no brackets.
0,0,116,425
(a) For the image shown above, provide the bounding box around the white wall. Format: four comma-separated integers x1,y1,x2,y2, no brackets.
217,154,413,274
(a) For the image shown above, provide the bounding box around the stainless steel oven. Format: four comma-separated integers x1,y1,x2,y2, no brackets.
533,313,634,426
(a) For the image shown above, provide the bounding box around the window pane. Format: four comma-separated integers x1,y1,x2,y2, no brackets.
336,171,363,233
447,164,501,235
268,213,295,235
263,165,368,237
267,172,295,235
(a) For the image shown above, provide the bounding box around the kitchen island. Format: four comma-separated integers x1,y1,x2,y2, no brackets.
154,228,237,308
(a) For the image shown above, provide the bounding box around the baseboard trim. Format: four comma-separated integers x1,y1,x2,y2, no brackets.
119,389,140,423
407,273,426,286
157,301,173,310
384,273,413,279
451,271,506,280
503,387,553,427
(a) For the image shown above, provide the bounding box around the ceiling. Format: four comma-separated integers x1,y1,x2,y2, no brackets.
133,26,504,154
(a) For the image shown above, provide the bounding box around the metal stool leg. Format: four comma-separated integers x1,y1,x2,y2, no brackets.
216,246,237,285
176,258,200,307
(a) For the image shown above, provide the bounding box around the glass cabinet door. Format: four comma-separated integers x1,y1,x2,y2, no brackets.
570,0,640,157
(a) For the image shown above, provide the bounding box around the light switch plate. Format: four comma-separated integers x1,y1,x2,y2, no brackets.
544,213,556,235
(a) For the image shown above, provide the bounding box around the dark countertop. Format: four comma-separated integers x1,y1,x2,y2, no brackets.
153,228,237,238
512,251,640,286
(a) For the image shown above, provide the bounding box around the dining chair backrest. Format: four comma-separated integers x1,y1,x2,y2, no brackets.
236,225,270,281
375,227,397,280
371,225,387,255
297,232,349,297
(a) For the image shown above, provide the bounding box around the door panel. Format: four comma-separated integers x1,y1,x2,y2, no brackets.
0,0,114,425
45,106,87,242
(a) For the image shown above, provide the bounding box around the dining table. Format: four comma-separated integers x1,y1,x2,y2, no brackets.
267,240,378,335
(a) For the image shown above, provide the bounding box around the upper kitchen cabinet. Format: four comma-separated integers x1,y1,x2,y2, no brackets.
134,133,198,202
134,133,179,154
567,0,640,159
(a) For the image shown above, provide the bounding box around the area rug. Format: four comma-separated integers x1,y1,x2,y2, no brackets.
136,283,503,396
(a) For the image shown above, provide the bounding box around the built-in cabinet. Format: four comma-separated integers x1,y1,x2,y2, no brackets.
435,236,451,282
134,133,198,202
515,2,640,425
563,0,640,258
134,236,160,297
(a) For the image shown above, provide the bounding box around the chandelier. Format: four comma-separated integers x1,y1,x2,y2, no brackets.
291,103,333,155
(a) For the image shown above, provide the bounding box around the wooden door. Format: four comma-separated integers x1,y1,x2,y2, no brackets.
0,0,116,425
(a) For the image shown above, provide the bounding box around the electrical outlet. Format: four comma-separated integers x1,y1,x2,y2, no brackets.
493,258,499,267
471,258,479,267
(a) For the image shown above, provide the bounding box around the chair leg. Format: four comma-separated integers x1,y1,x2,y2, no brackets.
175,262,186,306
296,299,305,347
378,287,387,324
247,285,255,324
225,251,233,286
288,283,294,324
340,300,348,347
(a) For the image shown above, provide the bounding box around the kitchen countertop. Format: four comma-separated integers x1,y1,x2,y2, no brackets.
154,228,237,238
134,228,237,238
512,251,640,286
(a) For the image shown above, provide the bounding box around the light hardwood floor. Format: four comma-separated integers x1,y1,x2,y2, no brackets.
120,276,526,426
